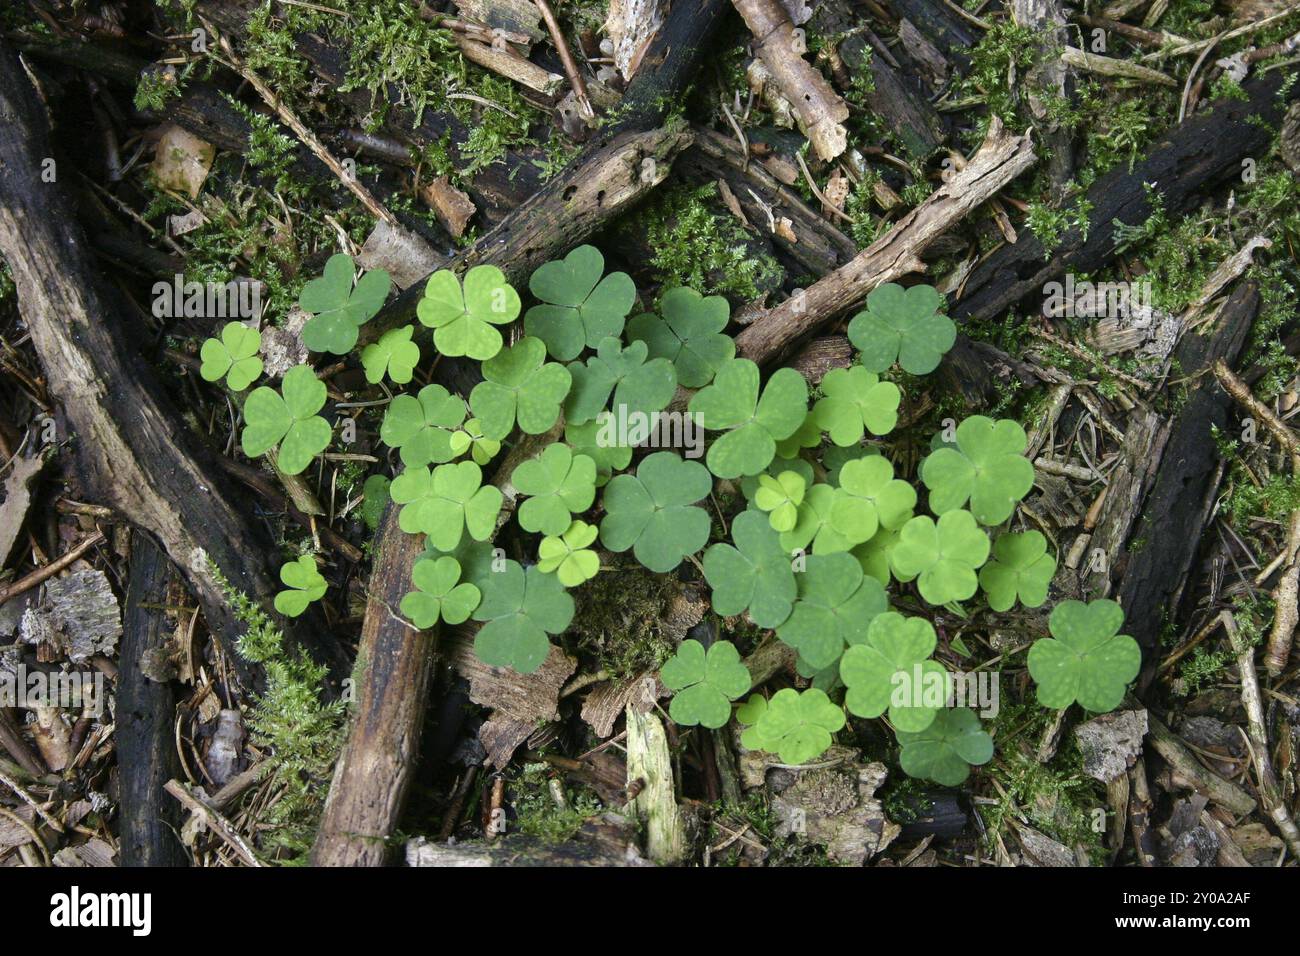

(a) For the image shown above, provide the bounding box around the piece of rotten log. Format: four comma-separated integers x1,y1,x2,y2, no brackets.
1011,0,1075,198
406,814,648,866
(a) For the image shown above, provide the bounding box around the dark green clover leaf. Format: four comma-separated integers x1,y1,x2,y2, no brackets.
380,383,467,467
389,460,503,551
525,245,635,361
537,519,601,587
200,321,263,391
565,420,632,486
979,530,1057,611
273,555,327,617
661,639,752,729
417,265,519,360
847,282,955,375
890,511,990,605
688,358,808,479
241,364,332,475
829,455,918,544
921,415,1035,525
776,552,889,671
754,470,806,533
360,325,420,385
702,510,797,629
399,556,482,629
512,442,597,536
811,366,901,447
564,337,676,426
840,612,949,732
300,253,390,355
599,451,711,573
469,336,572,440
896,707,994,786
627,286,735,387
740,687,845,765
1028,599,1140,713
473,561,574,674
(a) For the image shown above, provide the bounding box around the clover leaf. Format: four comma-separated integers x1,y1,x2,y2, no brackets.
852,524,910,587
779,483,855,554
200,321,263,391
360,325,420,385
537,519,601,587
688,359,808,478
1027,599,1141,713
735,693,767,726
774,412,822,459
300,253,390,355
811,366,901,447
472,561,574,674
599,451,711,572
273,555,327,617
754,470,806,533
702,510,797,628
627,286,735,387
840,612,948,732
896,707,994,786
359,474,390,531
660,639,752,729
822,443,876,485
417,265,520,360
564,337,676,426
380,383,467,467
389,460,503,551
469,336,572,440
512,442,597,536
241,364,332,475
740,687,845,765
979,530,1057,611
449,418,502,466
829,455,917,544
921,416,1035,525
565,420,632,486
776,552,888,670
890,511,990,605
847,283,956,375
740,456,815,505
524,245,635,360
400,556,482,629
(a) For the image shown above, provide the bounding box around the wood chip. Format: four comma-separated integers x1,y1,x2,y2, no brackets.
418,175,477,239
0,454,45,570
151,124,215,200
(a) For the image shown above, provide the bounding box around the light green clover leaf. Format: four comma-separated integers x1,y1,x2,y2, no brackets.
661,639,752,729
417,265,519,360
852,523,910,587
524,245,635,360
979,530,1057,611
921,416,1035,525
400,556,482,628
811,366,901,447
564,337,677,426
565,420,632,486
829,454,918,545
380,383,467,467
776,552,889,670
774,412,822,459
200,321,263,391
359,474,390,531
512,442,597,536
702,510,797,629
360,324,420,385
822,443,877,485
890,510,990,605
537,519,600,587
300,253,390,355
449,418,502,466
627,286,735,388
754,470,806,533
779,483,855,554
688,359,808,478
469,336,571,440
1028,599,1141,713
896,707,994,786
847,282,956,375
273,555,327,617
740,456,815,505
472,561,574,674
840,612,949,732
735,693,767,726
599,451,711,572
389,460,503,551
740,687,845,765
241,364,332,475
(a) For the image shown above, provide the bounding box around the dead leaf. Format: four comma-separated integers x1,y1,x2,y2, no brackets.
822,167,849,217
152,124,215,200
357,220,440,290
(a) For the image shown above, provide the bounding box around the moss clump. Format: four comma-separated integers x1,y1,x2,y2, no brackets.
511,763,603,842
567,565,687,679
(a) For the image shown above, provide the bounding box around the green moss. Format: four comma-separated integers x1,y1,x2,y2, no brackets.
959,22,1040,129
510,763,603,841
567,564,685,679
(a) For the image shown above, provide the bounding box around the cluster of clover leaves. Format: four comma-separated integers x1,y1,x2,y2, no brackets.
199,248,1142,788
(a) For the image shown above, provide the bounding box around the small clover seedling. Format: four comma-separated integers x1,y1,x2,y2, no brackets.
1027,599,1140,713
780,483,856,554
565,420,632,486
564,337,676,426
776,552,888,670
702,510,797,628
627,286,735,387
300,253,390,355
979,530,1057,611
890,510,990,605
537,520,600,587
511,442,597,536
241,364,332,475
829,455,917,544
400,556,482,628
389,460,503,551
740,687,846,765
469,336,571,440
473,560,574,673
599,451,712,572
449,418,501,466
921,416,1035,525
273,555,326,617
418,264,519,360
525,245,636,360
896,706,994,786
848,282,956,375
840,612,948,732
360,325,420,385
688,358,808,478
661,639,752,729
380,383,467,467
754,470,806,533
811,366,901,447
200,321,263,391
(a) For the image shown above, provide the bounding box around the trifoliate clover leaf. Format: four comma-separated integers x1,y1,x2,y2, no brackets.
421,538,499,592
360,325,420,385
796,653,844,693
200,321,263,391
1028,599,1140,713
661,639,752,729
472,561,574,674
400,556,482,629
537,520,600,587
829,454,917,546
779,483,855,554
389,460,503,551
848,283,955,375
300,253,390,355
890,511,989,605
524,245,635,360
811,366,901,447
565,420,631,486
740,687,845,765
450,418,502,466
599,451,711,572
273,555,326,617
702,510,797,629
735,693,767,725
688,359,808,478
740,456,815,505
896,706,994,786
627,286,735,388
852,524,910,587
921,416,1035,525
359,474,390,531
380,383,467,467
469,336,571,440
512,442,597,536
979,530,1057,612
417,265,519,360
241,364,331,475
840,612,949,732
564,337,676,426
776,552,889,670
754,471,806,533
774,412,822,459
822,443,877,485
